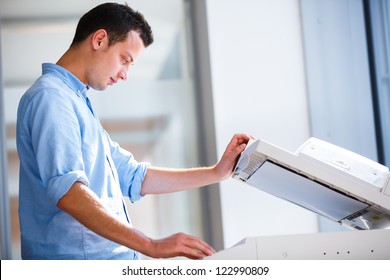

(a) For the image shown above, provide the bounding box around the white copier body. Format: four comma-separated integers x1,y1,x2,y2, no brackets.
207,138,390,259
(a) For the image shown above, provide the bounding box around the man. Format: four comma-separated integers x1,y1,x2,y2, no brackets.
16,2,250,260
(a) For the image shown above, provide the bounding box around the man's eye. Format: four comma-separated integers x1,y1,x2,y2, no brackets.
122,57,134,66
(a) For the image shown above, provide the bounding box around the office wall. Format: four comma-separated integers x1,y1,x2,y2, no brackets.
206,0,319,247
301,0,377,161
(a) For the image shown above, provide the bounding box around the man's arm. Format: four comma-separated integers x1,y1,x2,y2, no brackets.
57,182,215,259
57,133,250,259
141,133,251,195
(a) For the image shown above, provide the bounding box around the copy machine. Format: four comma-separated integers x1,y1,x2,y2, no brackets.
206,138,390,259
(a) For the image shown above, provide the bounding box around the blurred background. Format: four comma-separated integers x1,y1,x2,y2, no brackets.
1,0,389,259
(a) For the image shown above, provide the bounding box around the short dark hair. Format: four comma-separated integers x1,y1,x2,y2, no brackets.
71,2,154,48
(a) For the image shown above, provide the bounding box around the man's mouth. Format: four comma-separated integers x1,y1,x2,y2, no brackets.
109,77,117,85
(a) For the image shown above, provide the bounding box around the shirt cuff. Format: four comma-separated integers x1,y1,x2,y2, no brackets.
46,170,90,204
129,162,150,203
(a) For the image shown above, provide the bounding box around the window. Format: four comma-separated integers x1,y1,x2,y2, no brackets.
0,0,208,259
364,0,390,167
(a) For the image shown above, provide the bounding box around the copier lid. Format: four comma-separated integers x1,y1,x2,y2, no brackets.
233,138,390,230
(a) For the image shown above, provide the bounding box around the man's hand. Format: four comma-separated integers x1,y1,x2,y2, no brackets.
213,133,252,180
141,133,253,194
145,232,215,259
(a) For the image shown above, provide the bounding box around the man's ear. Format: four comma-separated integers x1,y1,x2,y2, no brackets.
91,29,108,50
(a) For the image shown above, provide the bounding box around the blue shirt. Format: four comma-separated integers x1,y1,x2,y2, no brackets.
16,63,149,260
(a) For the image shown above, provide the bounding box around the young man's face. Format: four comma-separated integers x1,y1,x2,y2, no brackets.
88,30,145,91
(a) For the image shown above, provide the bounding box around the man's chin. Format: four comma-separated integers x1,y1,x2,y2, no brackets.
90,84,108,91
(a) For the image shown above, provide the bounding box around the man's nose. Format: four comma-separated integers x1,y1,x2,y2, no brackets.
119,70,127,81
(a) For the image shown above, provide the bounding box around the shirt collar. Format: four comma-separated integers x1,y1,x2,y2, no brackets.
42,63,89,97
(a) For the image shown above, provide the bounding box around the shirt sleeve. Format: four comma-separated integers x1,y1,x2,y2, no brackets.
105,133,150,203
28,88,89,204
